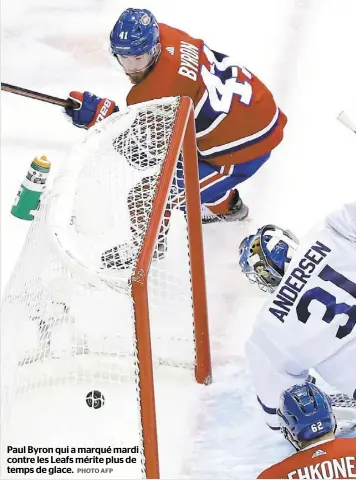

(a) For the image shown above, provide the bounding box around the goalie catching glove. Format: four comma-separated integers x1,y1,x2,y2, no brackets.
65,91,118,129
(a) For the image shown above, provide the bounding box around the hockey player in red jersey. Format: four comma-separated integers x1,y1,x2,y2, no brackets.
65,7,287,223
258,382,356,479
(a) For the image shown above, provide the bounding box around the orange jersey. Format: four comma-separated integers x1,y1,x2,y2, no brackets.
258,438,356,479
127,24,287,167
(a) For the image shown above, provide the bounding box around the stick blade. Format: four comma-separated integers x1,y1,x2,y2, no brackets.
337,111,356,133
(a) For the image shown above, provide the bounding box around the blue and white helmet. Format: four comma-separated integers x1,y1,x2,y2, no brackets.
110,8,161,75
239,224,299,292
277,382,337,451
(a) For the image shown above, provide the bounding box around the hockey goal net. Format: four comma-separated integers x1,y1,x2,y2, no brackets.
1,96,211,479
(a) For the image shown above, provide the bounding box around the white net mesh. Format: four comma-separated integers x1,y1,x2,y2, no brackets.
1,97,200,479
330,393,356,436
331,393,356,409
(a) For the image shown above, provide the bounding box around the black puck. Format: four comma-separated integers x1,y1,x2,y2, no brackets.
86,390,105,409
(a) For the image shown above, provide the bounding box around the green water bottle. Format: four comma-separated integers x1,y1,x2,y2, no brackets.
11,155,51,220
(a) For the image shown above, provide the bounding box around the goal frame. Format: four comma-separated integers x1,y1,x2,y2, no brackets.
131,96,212,478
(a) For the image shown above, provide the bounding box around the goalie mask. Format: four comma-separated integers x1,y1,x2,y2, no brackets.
239,224,299,293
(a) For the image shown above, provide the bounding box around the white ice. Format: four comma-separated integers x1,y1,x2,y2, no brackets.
2,0,356,479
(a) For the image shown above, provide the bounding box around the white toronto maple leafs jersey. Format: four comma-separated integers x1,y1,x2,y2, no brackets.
246,202,356,429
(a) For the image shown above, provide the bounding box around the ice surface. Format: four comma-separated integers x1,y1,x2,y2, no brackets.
1,0,356,478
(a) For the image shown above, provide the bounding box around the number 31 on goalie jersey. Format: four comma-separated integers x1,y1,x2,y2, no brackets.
200,45,253,114
297,265,356,340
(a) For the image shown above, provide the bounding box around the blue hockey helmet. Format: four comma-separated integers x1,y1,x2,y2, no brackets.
239,224,299,293
277,382,337,451
110,8,161,76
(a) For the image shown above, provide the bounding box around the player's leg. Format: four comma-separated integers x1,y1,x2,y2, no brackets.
172,152,270,222
172,159,243,221
199,152,271,222
199,162,249,222
245,328,309,430
315,338,356,401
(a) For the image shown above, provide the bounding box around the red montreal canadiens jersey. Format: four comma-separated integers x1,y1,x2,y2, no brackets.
258,438,356,479
127,24,287,167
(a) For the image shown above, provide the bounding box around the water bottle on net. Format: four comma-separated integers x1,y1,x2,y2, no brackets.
11,155,51,221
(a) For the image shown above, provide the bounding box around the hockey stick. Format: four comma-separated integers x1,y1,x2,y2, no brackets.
1,82,79,109
337,111,356,134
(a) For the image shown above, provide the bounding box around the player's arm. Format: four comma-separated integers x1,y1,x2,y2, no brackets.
246,324,309,430
65,91,118,129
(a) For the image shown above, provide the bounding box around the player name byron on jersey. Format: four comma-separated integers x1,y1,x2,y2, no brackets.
178,41,199,80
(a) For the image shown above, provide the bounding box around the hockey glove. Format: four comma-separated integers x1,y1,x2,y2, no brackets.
65,91,118,129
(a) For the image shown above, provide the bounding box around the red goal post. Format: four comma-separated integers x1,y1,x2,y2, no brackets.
132,96,212,478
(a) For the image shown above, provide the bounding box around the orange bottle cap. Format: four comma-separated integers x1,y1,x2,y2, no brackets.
33,155,51,168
